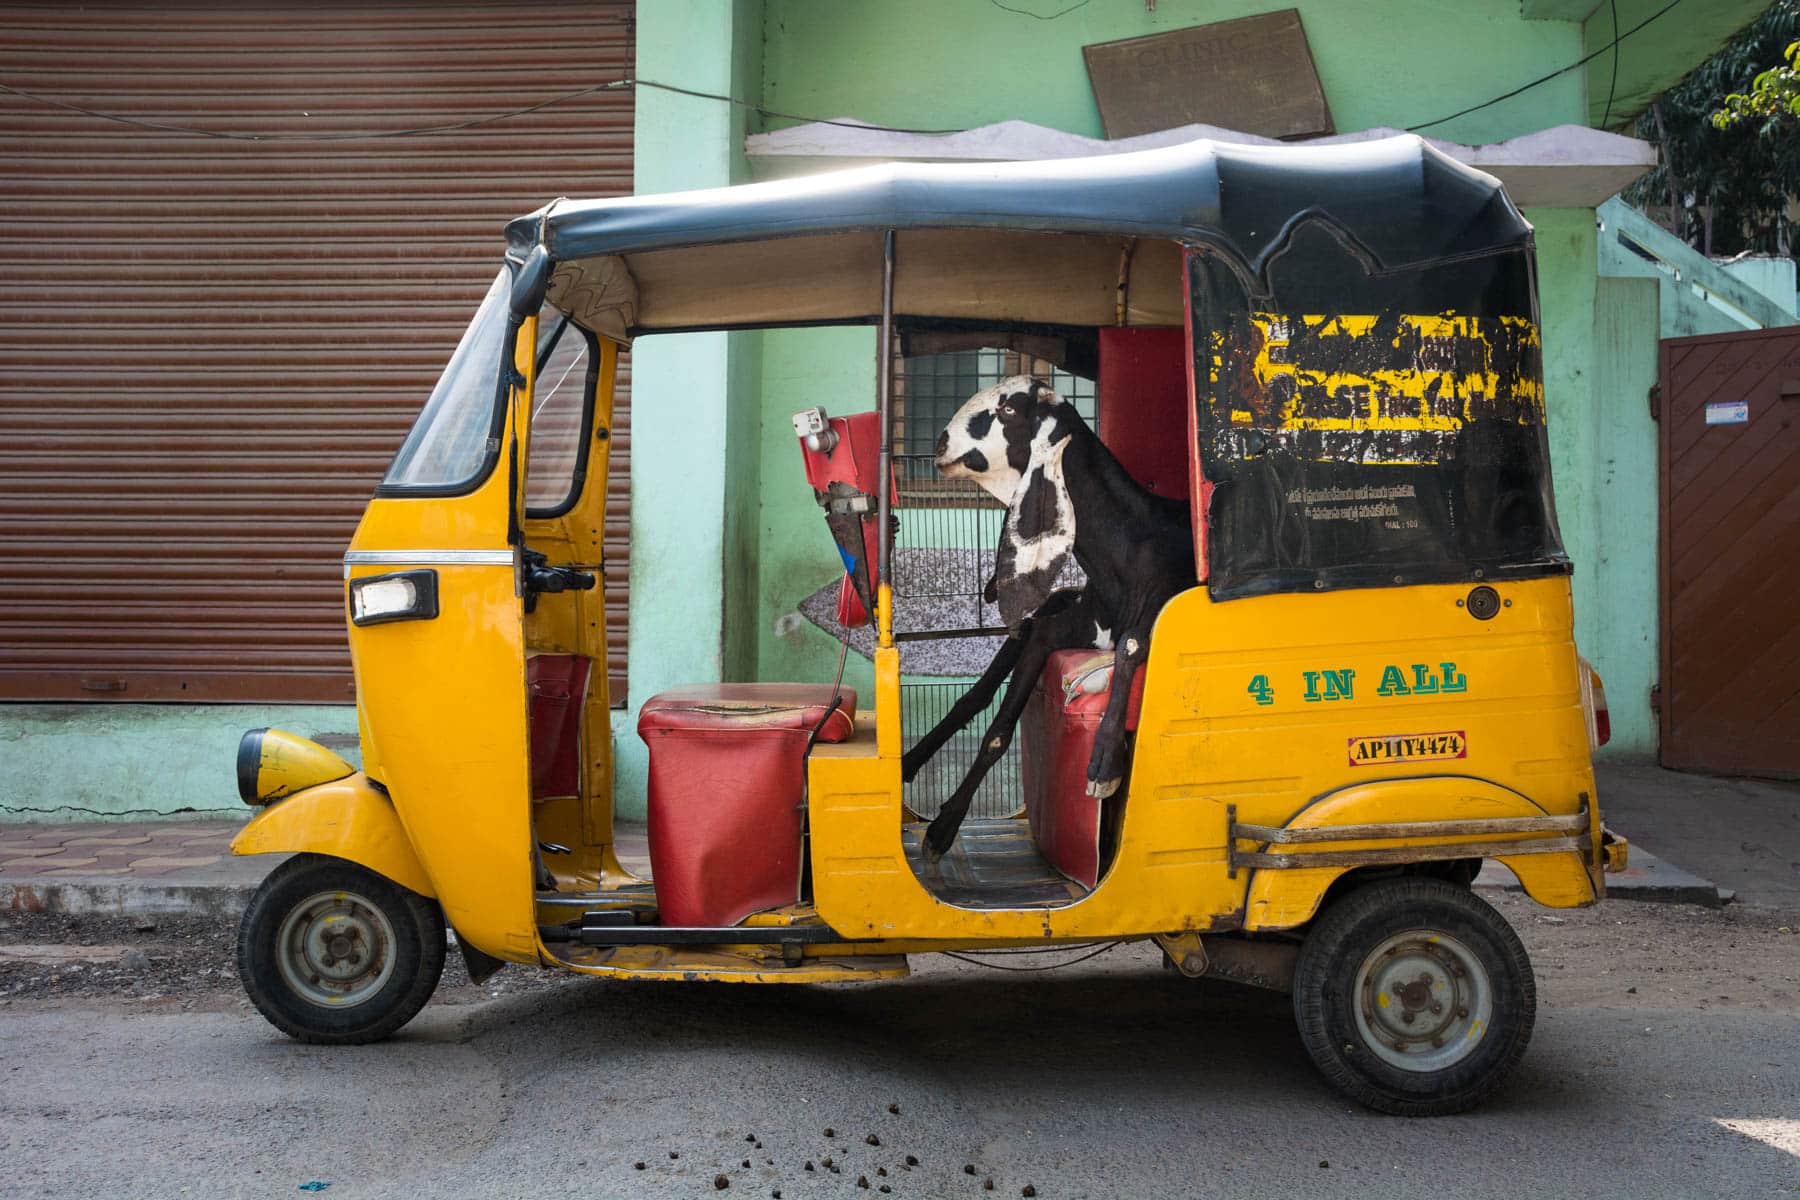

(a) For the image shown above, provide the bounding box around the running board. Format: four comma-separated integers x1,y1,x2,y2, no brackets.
564,920,866,948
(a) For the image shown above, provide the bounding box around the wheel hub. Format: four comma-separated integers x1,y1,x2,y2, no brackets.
1355,930,1493,1071
274,890,397,1009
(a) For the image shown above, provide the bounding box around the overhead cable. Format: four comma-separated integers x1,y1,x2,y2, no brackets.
1408,0,1682,132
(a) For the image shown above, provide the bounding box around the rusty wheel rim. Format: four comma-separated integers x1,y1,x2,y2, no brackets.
274,889,397,1010
1353,929,1493,1072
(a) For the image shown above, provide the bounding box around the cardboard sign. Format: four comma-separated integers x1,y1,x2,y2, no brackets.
1083,10,1333,141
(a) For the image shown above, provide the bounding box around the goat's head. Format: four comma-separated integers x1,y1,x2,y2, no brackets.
934,376,1080,503
936,375,1084,628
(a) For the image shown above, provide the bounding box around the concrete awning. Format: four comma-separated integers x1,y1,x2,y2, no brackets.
745,119,1655,210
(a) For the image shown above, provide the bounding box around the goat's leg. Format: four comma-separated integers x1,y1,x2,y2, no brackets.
901,626,1027,783
1084,631,1150,800
920,598,1097,859
921,637,1055,861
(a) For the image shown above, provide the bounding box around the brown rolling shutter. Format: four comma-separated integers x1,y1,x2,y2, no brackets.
0,0,634,704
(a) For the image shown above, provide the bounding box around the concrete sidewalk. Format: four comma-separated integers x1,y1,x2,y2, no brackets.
2,761,1794,919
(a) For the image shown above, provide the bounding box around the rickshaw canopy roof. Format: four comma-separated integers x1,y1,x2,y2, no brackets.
506,134,1531,281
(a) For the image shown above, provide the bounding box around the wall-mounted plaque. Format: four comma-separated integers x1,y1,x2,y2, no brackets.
1083,9,1334,141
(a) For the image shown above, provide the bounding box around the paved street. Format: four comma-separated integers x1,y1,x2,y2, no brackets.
4,892,1798,1199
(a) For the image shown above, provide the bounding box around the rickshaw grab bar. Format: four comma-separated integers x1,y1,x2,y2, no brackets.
1234,812,1590,844
1227,803,1592,873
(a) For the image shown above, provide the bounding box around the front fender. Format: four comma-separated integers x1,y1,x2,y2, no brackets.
1242,775,1596,930
231,773,436,899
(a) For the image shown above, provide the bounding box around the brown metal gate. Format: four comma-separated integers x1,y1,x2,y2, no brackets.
0,0,634,705
1659,326,1800,777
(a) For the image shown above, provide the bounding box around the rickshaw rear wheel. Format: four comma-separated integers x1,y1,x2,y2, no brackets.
236,853,446,1044
1292,876,1535,1117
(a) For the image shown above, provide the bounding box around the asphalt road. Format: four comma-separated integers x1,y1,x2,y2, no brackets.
4,902,1799,1200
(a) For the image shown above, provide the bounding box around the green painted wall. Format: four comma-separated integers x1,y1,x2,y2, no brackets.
754,326,880,698
2,704,357,820
762,0,1583,146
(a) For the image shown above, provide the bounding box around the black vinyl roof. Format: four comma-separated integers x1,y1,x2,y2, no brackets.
505,134,1532,282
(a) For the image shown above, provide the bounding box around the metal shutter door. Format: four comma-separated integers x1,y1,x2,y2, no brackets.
0,0,634,704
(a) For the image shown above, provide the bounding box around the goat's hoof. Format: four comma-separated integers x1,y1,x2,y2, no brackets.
1085,776,1121,800
921,839,947,867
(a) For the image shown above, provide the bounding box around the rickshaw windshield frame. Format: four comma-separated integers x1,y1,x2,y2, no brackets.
378,268,513,498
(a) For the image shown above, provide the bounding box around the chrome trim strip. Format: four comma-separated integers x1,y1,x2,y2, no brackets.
343,549,514,567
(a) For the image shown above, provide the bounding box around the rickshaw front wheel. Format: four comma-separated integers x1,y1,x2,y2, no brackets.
1292,876,1535,1117
236,853,446,1044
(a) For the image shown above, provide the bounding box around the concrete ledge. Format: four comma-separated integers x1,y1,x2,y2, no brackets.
1476,843,1728,908
3,878,256,920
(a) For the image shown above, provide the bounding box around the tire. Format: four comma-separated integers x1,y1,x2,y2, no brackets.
236,853,446,1044
1292,876,1535,1116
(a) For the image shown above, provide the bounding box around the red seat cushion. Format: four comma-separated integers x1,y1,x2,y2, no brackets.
528,654,590,799
637,684,857,927
1020,651,1143,889
637,683,856,742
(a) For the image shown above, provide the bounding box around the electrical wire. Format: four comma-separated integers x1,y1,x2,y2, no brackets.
988,0,1093,19
1602,0,1622,129
0,75,968,143
1408,0,1682,133
942,942,1120,971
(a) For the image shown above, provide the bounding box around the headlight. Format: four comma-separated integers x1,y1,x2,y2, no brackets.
349,570,439,626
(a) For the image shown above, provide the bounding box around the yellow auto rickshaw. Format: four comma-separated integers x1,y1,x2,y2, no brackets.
230,135,1623,1116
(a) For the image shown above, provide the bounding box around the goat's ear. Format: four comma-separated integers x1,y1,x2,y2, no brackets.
992,436,1074,627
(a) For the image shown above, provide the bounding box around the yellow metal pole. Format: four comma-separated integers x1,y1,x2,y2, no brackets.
875,229,896,651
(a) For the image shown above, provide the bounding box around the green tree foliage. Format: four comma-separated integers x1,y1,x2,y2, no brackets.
1625,1,1800,256
1713,40,1800,130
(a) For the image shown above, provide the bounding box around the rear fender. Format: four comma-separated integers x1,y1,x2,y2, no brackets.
231,773,435,899
1242,776,1596,930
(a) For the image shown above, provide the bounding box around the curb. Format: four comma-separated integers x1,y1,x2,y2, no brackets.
4,879,256,920
1475,843,1727,908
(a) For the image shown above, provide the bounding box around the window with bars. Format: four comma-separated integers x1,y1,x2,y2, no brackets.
893,347,1097,497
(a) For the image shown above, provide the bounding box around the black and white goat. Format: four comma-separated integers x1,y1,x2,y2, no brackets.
904,376,1195,860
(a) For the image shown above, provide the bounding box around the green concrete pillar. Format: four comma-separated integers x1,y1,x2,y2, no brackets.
1531,207,1660,757
616,1,764,817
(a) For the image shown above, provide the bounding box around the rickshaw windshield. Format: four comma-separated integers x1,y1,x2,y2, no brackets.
382,269,511,492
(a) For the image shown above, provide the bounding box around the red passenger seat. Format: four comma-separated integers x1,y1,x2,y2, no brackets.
637,683,857,927
1020,650,1145,889
527,654,590,799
